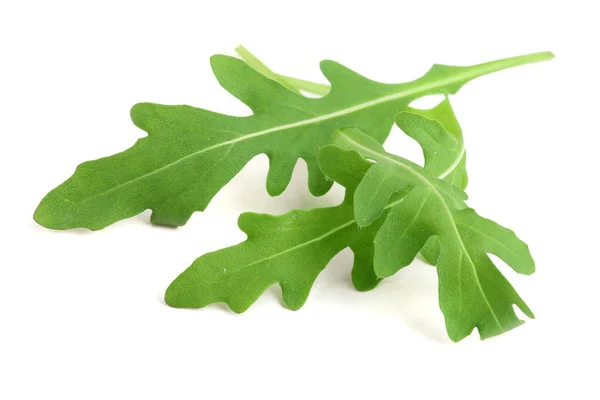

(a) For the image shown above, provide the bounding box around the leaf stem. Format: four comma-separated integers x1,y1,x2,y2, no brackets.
462,51,555,77
236,46,553,98
273,74,330,96
235,45,329,96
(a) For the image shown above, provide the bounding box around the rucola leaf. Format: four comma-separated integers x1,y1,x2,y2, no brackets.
34,51,553,230
165,148,388,310
397,96,468,190
396,96,469,265
331,128,534,341
166,111,535,341
166,100,470,315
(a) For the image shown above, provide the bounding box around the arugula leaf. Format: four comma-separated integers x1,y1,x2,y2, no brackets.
165,148,387,310
167,115,535,341
397,96,467,190
396,97,468,264
166,99,470,311
331,128,534,341
34,51,553,230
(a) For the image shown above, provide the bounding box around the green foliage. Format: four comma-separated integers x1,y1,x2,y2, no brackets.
329,128,534,341
35,47,553,341
165,149,386,310
166,99,468,305
167,116,536,341
397,97,468,190
34,51,552,230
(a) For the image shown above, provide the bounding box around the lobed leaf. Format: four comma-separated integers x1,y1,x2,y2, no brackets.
397,96,468,189
166,100,475,314
329,128,535,341
165,148,392,309
332,127,467,227
34,51,553,230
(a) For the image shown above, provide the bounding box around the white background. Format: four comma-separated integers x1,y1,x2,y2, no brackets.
1,1,598,398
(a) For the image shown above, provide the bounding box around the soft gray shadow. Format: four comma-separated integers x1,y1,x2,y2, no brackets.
318,250,451,344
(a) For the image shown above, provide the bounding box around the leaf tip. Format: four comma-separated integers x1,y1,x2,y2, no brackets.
318,59,342,83
33,201,51,228
372,263,396,279
209,53,230,70
233,44,245,54
130,102,155,130
33,192,74,230
540,51,556,60
265,182,286,197
164,276,193,309
318,59,337,72
522,245,536,276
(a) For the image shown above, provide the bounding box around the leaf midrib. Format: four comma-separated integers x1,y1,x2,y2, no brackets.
438,143,466,179
221,198,407,279
217,134,472,281
340,134,505,331
72,61,518,207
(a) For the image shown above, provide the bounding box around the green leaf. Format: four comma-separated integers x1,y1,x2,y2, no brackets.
331,128,535,341
34,51,553,230
165,148,394,309
166,99,476,309
397,95,468,190
332,127,467,228
396,97,468,266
